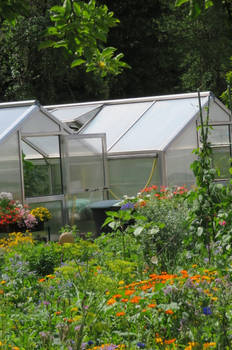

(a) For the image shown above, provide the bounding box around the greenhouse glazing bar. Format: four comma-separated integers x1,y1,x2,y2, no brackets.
46,91,211,109
18,130,25,203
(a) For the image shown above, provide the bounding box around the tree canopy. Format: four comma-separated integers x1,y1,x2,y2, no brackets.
1,0,232,103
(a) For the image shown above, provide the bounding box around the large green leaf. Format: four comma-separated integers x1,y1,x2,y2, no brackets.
71,58,86,68
175,0,189,6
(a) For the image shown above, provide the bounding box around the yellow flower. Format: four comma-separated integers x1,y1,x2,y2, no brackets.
156,337,163,344
30,207,52,222
0,281,6,285
211,297,218,301
71,307,78,312
203,342,216,348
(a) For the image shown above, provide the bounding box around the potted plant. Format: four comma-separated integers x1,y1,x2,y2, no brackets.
30,207,52,231
0,192,37,233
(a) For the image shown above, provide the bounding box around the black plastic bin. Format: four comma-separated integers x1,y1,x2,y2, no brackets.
89,199,121,236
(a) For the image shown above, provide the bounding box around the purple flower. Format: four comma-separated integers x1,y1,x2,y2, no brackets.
88,340,94,345
75,325,81,331
43,300,50,305
137,342,145,348
203,306,212,315
120,202,134,210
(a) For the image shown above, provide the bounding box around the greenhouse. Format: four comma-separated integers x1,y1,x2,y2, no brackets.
0,100,74,238
0,92,231,237
46,91,232,199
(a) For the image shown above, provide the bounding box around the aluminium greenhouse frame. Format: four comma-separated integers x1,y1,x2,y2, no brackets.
46,91,232,198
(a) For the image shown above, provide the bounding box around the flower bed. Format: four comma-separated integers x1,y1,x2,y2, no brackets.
0,204,231,349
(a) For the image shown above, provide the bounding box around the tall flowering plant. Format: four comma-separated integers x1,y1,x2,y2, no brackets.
0,192,37,231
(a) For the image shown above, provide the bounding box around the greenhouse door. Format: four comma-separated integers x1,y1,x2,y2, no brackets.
60,134,108,227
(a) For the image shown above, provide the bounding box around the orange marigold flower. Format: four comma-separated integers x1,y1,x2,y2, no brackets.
0,289,4,295
116,311,125,317
148,303,156,308
181,270,188,277
46,274,55,279
121,298,128,302
165,309,174,315
107,298,116,305
55,311,61,315
125,290,135,296
38,278,45,283
165,338,176,344
113,294,122,299
130,296,141,303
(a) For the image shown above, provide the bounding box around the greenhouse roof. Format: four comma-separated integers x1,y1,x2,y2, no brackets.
47,92,219,154
0,100,72,158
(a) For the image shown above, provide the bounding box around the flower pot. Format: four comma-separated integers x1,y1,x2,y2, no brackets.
31,221,45,232
0,223,19,233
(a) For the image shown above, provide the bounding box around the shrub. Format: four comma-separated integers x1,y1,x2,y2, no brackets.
27,243,62,276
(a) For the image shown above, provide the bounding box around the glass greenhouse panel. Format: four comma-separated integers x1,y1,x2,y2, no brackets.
23,158,62,197
81,102,153,150
61,136,105,194
22,141,43,159
28,200,64,241
206,125,229,145
50,105,102,123
0,134,21,199
110,97,208,153
166,148,196,186
66,191,103,234
208,100,230,122
108,157,160,198
25,136,60,158
0,106,29,141
22,109,60,133
212,146,231,179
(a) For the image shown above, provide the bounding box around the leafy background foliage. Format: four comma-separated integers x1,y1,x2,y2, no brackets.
1,0,232,103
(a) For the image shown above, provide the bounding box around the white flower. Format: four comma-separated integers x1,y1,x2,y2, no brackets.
0,192,13,200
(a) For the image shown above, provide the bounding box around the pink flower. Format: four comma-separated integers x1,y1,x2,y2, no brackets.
219,220,226,226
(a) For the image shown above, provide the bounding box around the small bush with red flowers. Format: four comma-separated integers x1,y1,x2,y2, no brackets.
0,192,37,231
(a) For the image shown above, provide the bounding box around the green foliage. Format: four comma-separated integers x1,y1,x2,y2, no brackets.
175,0,213,17
27,243,62,276
135,194,188,271
40,0,129,76
0,0,29,24
185,92,232,268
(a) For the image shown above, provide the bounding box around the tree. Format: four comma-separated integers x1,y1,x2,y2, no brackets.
39,0,129,76
0,0,128,78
